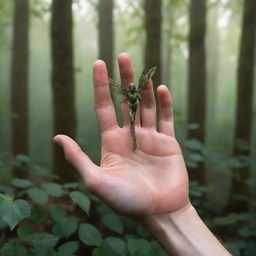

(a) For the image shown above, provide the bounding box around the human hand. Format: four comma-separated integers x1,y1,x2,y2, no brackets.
54,53,189,218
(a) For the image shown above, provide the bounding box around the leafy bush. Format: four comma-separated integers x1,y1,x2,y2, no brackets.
1,152,256,255
0,155,168,256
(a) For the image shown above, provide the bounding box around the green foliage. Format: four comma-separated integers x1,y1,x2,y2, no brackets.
189,182,256,256
1,151,256,256
78,223,102,246
102,213,124,234
0,194,30,230
127,238,152,256
27,187,49,204
58,241,80,254
0,156,174,256
69,191,90,215
182,138,204,168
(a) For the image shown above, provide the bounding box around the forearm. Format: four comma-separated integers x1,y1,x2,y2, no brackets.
140,203,231,256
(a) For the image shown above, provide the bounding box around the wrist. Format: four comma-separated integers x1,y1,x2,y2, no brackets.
139,202,231,256
139,202,196,255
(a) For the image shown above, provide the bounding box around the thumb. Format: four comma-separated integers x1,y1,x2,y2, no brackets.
53,135,100,191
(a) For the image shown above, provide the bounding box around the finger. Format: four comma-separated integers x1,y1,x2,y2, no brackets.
118,53,140,126
93,60,118,132
140,78,156,129
157,85,175,136
54,135,101,192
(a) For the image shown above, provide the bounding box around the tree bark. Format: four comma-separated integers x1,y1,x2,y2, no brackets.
11,0,29,157
98,0,114,77
206,5,219,134
51,0,77,181
162,1,173,89
144,0,162,103
187,0,207,183
229,0,256,212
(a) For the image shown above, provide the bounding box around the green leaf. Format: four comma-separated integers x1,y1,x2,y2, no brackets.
15,199,31,217
58,241,79,254
25,232,59,248
31,205,48,224
42,183,64,197
56,216,79,239
15,154,31,164
69,191,90,215
187,123,199,130
11,178,33,188
150,240,168,256
238,226,252,237
105,237,127,256
29,246,51,256
0,193,13,201
186,159,198,168
52,223,65,238
183,139,203,150
0,185,15,197
0,199,30,230
136,225,150,238
188,153,204,162
92,248,105,256
27,187,48,204
245,241,256,255
63,182,80,189
213,213,241,226
78,223,102,246
0,219,7,229
49,204,67,222
224,242,242,256
17,224,36,239
127,238,152,256
50,205,78,238
0,242,29,256
102,214,124,234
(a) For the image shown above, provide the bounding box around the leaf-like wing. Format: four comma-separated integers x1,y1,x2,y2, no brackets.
108,78,126,96
137,67,156,92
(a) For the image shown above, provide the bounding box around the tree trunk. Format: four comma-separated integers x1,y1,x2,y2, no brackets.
144,0,162,103
229,0,256,212
51,0,77,181
187,0,207,183
162,1,173,89
98,0,114,77
11,0,29,158
205,4,220,201
206,5,219,135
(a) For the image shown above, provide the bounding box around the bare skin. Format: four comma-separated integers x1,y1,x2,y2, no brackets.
54,53,189,217
54,53,231,255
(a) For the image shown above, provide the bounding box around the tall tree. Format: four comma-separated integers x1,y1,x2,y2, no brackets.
98,0,114,77
162,0,174,88
187,0,207,183
205,3,220,187
11,0,29,157
144,0,162,99
229,0,256,212
51,0,77,181
206,4,219,136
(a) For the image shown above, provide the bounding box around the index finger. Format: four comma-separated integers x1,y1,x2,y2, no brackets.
93,60,118,132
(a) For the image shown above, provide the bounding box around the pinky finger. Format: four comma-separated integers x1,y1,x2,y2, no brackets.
158,85,175,137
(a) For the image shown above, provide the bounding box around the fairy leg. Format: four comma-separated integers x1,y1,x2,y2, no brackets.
128,105,137,150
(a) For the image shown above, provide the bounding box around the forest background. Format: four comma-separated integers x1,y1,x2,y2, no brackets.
0,0,256,255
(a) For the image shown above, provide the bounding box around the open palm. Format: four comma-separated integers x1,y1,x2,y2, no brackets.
54,53,189,218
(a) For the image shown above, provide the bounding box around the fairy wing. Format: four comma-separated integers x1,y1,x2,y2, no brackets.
108,78,127,96
137,67,156,93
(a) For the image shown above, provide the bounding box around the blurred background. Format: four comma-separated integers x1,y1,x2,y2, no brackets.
0,0,256,254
